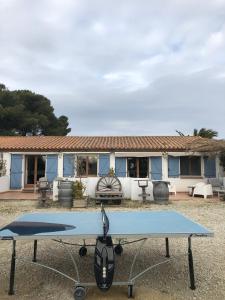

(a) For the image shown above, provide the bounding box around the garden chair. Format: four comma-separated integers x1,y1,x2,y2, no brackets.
193,182,213,199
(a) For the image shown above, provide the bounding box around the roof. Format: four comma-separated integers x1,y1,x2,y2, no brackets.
0,136,202,152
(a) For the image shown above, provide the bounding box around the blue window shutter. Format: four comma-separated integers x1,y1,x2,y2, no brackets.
99,154,110,176
10,154,23,189
204,157,216,178
151,157,162,180
168,156,180,178
46,155,58,182
115,157,126,177
63,154,74,177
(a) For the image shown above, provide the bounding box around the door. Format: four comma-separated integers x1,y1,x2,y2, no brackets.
25,155,46,186
10,154,23,189
46,155,58,182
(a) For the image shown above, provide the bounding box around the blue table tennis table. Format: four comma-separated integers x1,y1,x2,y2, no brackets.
0,207,213,299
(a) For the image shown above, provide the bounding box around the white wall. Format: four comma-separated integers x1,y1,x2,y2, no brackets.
3,152,11,177
0,176,10,193
53,177,99,201
0,153,11,192
5,151,223,195
53,176,157,201
167,178,205,192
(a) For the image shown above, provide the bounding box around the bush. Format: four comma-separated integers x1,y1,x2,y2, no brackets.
72,180,86,199
0,160,6,177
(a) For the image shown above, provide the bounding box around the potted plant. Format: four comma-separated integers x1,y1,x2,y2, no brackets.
72,180,87,207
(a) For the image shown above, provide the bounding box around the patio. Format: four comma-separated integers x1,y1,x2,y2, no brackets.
0,197,224,300
0,191,39,201
0,191,220,202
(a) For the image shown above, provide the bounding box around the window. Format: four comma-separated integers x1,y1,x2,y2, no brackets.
180,156,201,176
127,157,148,178
77,156,97,176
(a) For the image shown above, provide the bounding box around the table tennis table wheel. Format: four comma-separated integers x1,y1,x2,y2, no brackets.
74,286,86,300
114,244,123,255
79,246,87,257
128,285,133,298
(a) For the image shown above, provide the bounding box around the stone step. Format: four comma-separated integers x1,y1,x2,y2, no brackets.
22,188,35,193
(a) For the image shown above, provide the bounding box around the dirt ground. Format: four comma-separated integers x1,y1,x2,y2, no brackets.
0,198,224,300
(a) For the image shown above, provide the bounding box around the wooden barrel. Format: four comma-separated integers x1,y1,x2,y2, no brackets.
58,180,73,208
153,181,169,204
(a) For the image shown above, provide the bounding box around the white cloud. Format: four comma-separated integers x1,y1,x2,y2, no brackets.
103,71,149,92
92,22,107,34
0,0,225,137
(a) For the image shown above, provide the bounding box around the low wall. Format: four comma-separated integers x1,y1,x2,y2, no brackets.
52,176,214,201
168,178,206,192
53,177,155,201
0,176,10,193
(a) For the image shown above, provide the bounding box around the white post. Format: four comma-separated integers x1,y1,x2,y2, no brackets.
110,152,115,170
162,154,168,180
201,156,205,179
215,154,221,178
58,153,63,177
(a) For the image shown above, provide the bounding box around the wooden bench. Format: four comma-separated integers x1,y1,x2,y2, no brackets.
93,176,124,205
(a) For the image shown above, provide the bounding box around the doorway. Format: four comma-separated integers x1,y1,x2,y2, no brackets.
25,155,46,187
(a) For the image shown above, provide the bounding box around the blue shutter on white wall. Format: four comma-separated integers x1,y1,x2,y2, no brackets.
204,157,216,178
46,155,58,182
10,154,23,189
63,154,74,177
99,154,110,176
115,157,126,177
150,157,162,180
168,156,180,178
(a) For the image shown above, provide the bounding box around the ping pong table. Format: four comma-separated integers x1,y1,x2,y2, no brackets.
0,207,213,299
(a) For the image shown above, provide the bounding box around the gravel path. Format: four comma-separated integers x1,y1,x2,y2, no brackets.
0,199,224,300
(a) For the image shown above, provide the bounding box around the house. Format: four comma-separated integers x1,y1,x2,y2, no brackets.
0,136,222,200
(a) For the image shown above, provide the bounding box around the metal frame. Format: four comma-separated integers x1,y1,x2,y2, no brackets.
7,235,196,298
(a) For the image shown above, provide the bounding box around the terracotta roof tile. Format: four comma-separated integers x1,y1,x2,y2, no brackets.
0,136,202,152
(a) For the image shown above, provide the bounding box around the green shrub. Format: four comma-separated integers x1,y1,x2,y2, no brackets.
72,180,86,199
0,160,6,177
109,167,115,176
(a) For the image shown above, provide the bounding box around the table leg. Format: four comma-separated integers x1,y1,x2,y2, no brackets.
188,236,196,290
165,238,170,258
8,240,16,295
33,240,37,262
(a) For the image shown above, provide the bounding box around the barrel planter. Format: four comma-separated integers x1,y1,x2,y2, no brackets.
153,181,169,204
58,180,73,208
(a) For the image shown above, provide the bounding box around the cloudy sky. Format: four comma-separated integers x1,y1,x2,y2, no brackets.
0,0,225,137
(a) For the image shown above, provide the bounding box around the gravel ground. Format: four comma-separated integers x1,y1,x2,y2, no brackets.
0,199,224,300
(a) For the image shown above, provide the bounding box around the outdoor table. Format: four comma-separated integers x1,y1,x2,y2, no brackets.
188,185,196,197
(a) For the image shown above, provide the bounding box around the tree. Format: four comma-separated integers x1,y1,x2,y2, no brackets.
193,128,218,139
176,128,225,171
175,130,185,136
178,128,225,173
176,128,218,139
0,84,71,136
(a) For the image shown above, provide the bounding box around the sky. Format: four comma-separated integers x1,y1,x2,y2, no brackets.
0,0,225,137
